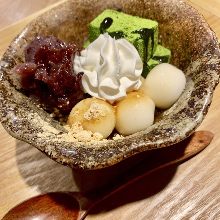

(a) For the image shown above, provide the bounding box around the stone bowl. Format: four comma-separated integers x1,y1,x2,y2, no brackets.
0,0,220,170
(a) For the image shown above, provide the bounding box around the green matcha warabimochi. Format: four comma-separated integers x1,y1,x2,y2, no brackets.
89,9,158,61
144,45,171,77
87,9,171,77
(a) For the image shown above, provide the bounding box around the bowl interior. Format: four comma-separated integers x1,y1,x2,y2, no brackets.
0,0,220,169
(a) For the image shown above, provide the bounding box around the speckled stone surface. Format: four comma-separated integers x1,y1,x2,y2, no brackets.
0,0,220,170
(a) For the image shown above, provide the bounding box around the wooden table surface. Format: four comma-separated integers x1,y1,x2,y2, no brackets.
0,0,60,30
0,0,220,219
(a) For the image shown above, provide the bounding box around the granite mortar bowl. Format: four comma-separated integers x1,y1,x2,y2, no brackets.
0,0,220,170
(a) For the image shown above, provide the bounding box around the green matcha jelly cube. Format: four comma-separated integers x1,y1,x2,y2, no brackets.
152,44,171,63
142,59,159,78
142,45,171,78
89,9,158,61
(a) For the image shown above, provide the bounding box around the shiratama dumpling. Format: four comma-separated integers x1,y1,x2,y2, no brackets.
68,98,116,139
142,63,186,109
115,91,155,135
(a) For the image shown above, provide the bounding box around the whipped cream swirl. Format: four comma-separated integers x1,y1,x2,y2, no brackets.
74,34,143,102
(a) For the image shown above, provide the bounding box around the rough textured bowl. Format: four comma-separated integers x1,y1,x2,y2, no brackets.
0,0,220,170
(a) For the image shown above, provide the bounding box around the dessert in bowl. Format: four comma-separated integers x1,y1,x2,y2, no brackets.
0,0,220,170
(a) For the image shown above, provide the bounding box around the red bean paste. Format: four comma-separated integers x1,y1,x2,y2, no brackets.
14,36,84,115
